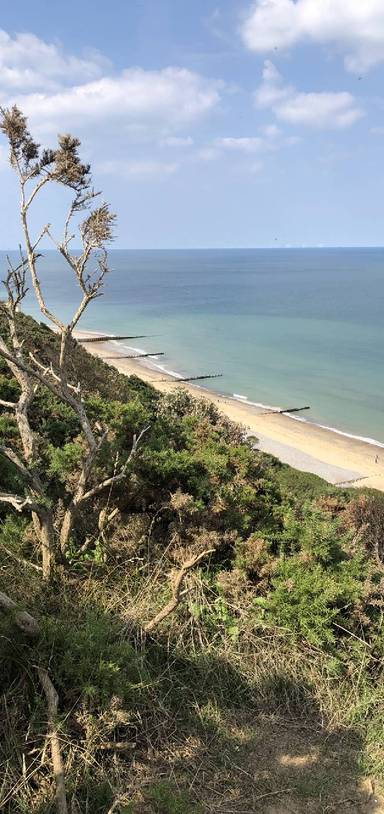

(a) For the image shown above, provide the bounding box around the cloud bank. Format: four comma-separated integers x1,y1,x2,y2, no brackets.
255,61,363,128
241,0,384,73
0,31,222,146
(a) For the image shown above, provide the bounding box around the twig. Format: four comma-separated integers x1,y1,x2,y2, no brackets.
0,543,42,572
333,621,372,647
144,549,214,633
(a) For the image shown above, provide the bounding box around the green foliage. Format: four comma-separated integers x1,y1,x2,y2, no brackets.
41,609,149,706
263,556,363,647
0,372,20,402
146,781,203,814
0,413,18,440
46,441,84,481
32,390,79,446
0,514,28,549
276,463,333,502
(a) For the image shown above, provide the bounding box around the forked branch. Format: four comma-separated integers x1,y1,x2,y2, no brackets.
144,548,214,633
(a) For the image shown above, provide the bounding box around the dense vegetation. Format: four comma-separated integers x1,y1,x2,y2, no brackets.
2,311,384,812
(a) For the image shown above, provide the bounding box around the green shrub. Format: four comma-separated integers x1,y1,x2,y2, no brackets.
41,610,149,706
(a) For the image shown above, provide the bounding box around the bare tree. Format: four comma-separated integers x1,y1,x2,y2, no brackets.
0,106,146,578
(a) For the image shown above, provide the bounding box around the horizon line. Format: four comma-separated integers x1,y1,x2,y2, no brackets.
1,245,384,252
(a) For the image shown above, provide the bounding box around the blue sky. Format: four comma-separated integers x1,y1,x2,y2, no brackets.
0,0,384,248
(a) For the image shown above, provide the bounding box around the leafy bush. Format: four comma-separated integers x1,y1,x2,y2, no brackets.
41,609,149,706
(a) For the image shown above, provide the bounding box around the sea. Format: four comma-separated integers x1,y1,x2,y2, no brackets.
2,248,384,445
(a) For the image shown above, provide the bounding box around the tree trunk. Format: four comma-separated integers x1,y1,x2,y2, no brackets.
37,510,56,579
59,503,76,555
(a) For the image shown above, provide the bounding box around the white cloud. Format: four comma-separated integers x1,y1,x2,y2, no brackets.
0,30,108,91
198,122,297,165
98,159,179,178
241,0,384,73
255,60,363,128
0,31,222,145
277,91,362,128
0,32,223,178
7,67,221,137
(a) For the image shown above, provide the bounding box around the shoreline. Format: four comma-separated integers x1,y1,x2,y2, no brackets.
75,330,384,493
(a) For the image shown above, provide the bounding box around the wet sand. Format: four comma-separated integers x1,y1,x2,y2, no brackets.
75,331,384,492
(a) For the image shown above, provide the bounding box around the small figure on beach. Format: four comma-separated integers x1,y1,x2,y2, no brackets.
375,454,379,464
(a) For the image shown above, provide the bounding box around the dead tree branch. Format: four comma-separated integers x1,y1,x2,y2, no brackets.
37,668,68,814
0,590,40,636
60,426,149,553
0,543,42,572
144,548,214,633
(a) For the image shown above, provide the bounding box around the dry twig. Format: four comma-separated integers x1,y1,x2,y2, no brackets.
144,548,214,633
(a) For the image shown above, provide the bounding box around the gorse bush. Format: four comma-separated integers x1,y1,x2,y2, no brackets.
41,609,148,706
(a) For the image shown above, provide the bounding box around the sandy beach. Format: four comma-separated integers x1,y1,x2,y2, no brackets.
75,331,384,493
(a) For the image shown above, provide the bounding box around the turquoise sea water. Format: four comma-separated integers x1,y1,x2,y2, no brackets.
2,248,384,443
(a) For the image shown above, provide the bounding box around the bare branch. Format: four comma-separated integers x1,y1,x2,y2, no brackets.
144,548,214,633
0,344,97,452
60,426,149,553
31,224,50,252
1,542,42,572
0,492,40,512
80,425,150,503
28,352,80,396
0,319,38,463
0,445,36,483
24,176,50,211
37,667,68,814
0,590,40,636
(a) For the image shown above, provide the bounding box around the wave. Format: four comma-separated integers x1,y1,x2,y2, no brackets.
112,340,185,380
231,391,384,448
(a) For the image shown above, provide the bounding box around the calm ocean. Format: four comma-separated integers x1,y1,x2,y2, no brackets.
2,248,384,443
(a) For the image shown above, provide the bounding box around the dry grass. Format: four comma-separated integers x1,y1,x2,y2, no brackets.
1,546,384,813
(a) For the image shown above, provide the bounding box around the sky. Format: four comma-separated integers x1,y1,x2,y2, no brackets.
0,0,384,248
